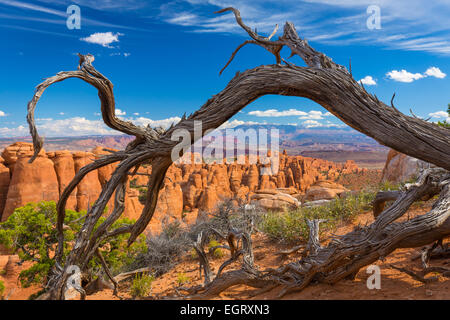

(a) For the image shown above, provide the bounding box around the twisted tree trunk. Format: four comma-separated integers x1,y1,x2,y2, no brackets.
26,8,449,299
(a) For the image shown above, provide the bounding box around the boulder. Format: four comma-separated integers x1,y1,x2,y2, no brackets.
304,180,348,201
381,149,431,184
1,142,34,173
251,190,300,211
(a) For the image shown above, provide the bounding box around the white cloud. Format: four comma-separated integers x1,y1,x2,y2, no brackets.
386,69,424,83
0,115,186,137
248,108,307,117
59,112,65,115
302,120,324,128
425,67,446,79
132,116,181,129
0,125,27,137
219,119,262,129
115,109,126,116
386,67,447,83
302,119,345,128
298,110,332,120
359,76,377,86
133,112,139,116
249,109,335,121
80,32,123,48
0,110,6,117
429,111,449,118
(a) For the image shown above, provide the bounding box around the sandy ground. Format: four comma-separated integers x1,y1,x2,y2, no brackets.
2,203,449,300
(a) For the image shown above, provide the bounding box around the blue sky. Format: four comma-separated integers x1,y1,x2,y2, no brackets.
0,0,449,137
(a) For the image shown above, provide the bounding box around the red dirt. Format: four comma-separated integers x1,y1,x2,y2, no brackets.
2,203,449,300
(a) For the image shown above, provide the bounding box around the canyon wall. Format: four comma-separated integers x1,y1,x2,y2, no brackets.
0,142,366,233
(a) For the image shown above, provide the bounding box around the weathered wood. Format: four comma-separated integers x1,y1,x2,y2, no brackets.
373,190,401,218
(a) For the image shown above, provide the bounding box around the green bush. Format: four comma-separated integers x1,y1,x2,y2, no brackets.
130,273,154,298
437,104,450,128
208,239,225,258
176,272,190,285
260,191,375,243
0,279,5,299
0,201,147,288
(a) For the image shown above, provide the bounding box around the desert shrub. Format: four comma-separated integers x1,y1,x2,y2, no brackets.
129,220,191,276
138,187,148,204
0,279,5,299
130,201,263,277
194,200,264,237
130,273,154,298
208,239,225,258
176,272,190,285
129,178,138,189
260,190,375,243
0,201,147,288
437,104,450,128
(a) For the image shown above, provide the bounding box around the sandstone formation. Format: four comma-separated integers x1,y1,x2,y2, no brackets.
250,189,301,211
381,149,431,184
48,151,77,210
0,157,10,217
304,180,348,201
0,143,367,233
73,152,103,213
2,147,59,221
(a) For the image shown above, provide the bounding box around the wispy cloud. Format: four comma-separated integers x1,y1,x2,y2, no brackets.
0,0,143,30
248,108,333,121
39,0,146,11
160,0,450,55
248,108,308,117
298,111,332,120
219,119,263,129
302,119,345,128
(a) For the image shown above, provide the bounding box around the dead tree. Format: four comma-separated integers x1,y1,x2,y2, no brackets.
26,8,449,299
